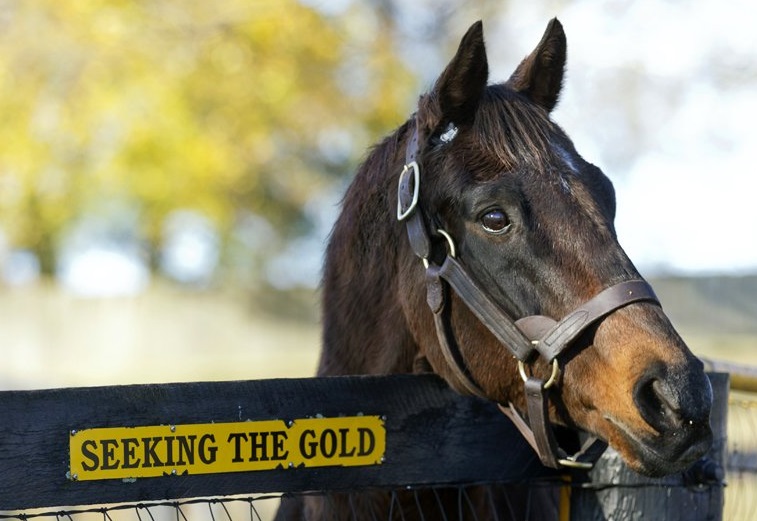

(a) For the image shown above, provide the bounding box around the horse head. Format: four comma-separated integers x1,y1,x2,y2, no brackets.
396,19,712,477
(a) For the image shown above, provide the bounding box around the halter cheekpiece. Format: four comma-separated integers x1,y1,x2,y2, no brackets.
397,120,662,470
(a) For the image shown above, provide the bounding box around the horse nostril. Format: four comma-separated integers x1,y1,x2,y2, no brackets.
634,375,683,432
650,379,683,424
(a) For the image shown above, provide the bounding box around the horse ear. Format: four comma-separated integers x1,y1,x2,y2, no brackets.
421,21,488,131
505,18,566,112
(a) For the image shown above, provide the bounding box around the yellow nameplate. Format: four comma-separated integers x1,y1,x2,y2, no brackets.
69,416,385,481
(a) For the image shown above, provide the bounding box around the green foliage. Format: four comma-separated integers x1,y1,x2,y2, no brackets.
0,0,416,274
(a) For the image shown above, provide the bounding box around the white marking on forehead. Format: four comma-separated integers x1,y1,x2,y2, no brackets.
553,142,579,174
551,142,578,193
439,123,459,144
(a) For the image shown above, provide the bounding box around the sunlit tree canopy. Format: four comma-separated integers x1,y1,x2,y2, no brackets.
0,0,416,279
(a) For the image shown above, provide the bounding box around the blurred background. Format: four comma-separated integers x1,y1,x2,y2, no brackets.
1,0,756,390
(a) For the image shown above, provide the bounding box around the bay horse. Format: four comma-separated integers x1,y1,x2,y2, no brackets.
277,18,712,520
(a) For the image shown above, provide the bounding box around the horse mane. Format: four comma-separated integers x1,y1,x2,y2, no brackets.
318,119,417,376
319,83,567,378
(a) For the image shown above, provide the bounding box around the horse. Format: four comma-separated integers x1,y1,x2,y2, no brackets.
276,18,713,520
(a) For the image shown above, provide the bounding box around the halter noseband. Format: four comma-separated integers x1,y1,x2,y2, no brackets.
397,121,661,470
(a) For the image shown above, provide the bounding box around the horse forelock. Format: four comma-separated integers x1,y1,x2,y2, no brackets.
460,86,619,227
414,83,628,300
416,85,596,221
469,85,560,176
347,80,615,289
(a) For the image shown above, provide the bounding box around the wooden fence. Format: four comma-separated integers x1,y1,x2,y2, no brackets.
0,373,731,520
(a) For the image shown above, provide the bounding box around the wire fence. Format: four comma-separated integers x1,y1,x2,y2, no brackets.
0,495,282,521
0,482,570,521
724,394,757,520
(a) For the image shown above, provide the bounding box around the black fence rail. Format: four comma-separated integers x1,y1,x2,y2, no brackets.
0,373,732,520
0,374,554,510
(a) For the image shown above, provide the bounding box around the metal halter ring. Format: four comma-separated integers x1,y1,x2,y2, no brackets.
518,358,559,389
437,228,456,257
423,228,457,269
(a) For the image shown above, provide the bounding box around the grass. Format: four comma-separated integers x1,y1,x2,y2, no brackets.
0,282,321,390
2,280,755,389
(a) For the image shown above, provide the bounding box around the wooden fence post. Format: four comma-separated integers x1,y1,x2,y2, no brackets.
569,372,728,520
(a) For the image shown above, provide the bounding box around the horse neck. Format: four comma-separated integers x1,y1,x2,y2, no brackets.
318,125,420,376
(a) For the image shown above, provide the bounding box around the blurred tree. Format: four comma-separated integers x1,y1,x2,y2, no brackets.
0,0,416,276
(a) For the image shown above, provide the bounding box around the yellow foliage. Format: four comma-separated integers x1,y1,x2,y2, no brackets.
0,0,417,271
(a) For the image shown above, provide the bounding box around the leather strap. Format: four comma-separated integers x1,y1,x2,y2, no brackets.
500,402,608,469
398,124,431,261
532,280,660,361
395,118,654,470
525,377,563,468
437,257,535,362
427,251,645,470
433,306,488,398
435,257,661,365
425,267,485,396
499,402,540,454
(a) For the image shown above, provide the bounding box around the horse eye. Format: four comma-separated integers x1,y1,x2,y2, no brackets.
481,209,511,234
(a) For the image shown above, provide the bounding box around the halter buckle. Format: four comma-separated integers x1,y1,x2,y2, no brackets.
397,161,420,221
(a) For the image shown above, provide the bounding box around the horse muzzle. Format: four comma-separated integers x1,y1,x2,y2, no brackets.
589,349,714,477
626,361,714,476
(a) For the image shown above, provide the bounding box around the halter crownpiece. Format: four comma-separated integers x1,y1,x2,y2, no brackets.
397,120,662,469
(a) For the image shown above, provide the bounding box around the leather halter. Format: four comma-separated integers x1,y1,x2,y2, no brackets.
397,121,661,469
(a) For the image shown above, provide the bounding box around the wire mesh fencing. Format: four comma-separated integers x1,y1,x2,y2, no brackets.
0,495,281,521
724,393,757,520
0,481,569,521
